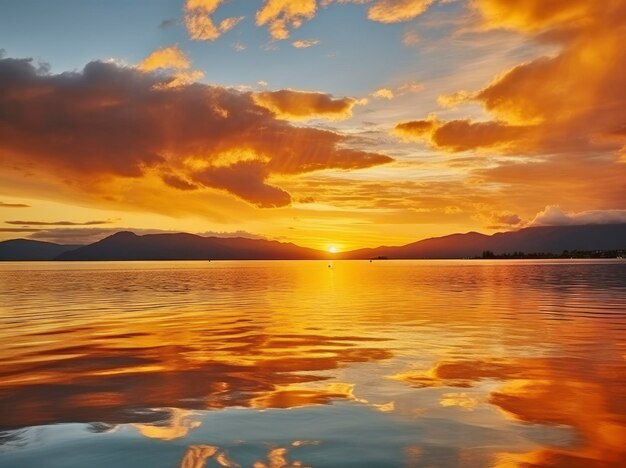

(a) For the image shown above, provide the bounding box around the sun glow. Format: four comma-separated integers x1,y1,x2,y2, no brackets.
328,245,337,254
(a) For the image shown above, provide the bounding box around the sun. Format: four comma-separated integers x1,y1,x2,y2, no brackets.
328,245,337,254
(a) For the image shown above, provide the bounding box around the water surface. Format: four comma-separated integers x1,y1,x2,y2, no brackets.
0,260,625,467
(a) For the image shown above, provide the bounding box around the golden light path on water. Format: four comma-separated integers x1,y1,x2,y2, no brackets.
0,260,625,467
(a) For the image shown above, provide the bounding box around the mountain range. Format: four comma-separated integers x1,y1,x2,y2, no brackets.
0,224,624,261
0,239,82,261
335,224,626,259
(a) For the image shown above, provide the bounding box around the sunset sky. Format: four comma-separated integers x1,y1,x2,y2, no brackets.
1,0,625,250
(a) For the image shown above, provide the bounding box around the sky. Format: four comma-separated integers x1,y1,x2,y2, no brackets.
0,0,625,251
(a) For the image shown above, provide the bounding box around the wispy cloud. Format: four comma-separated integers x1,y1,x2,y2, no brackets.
0,228,41,233
292,39,320,48
0,202,30,208
24,228,266,245
4,220,116,226
371,88,395,100
368,0,435,23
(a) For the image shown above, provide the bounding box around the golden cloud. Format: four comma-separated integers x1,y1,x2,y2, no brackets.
0,57,392,209
137,45,204,88
436,90,472,108
184,12,220,40
137,45,191,71
252,89,359,120
185,0,222,10
368,0,435,23
256,0,317,40
371,87,395,100
184,0,243,41
218,15,244,32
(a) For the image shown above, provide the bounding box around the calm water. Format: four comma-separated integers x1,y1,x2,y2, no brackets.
0,260,625,467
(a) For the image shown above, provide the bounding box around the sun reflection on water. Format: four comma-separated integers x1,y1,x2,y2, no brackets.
0,260,624,467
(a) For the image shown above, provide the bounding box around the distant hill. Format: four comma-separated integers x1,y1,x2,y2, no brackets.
1,224,624,261
56,231,332,261
338,224,626,259
0,239,82,261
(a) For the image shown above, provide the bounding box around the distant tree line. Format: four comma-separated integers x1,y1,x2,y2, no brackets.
479,249,626,259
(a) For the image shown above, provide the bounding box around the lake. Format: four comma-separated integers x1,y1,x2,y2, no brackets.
0,260,625,467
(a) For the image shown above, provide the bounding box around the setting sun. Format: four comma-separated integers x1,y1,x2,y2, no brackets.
328,246,338,254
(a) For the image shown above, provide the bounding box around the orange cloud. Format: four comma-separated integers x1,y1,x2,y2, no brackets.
252,89,358,120
474,0,596,32
398,80,424,94
431,120,528,152
368,0,435,23
393,119,437,141
475,157,626,212
394,0,626,157
0,57,392,209
256,0,317,40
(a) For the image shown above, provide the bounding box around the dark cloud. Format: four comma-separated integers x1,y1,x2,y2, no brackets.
5,220,115,226
0,228,41,233
161,174,198,191
0,202,30,208
194,161,291,208
159,17,179,29
0,56,392,208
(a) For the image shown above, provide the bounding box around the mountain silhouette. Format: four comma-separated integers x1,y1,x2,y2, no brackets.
336,224,626,259
0,239,82,261
56,231,332,261
1,224,624,261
